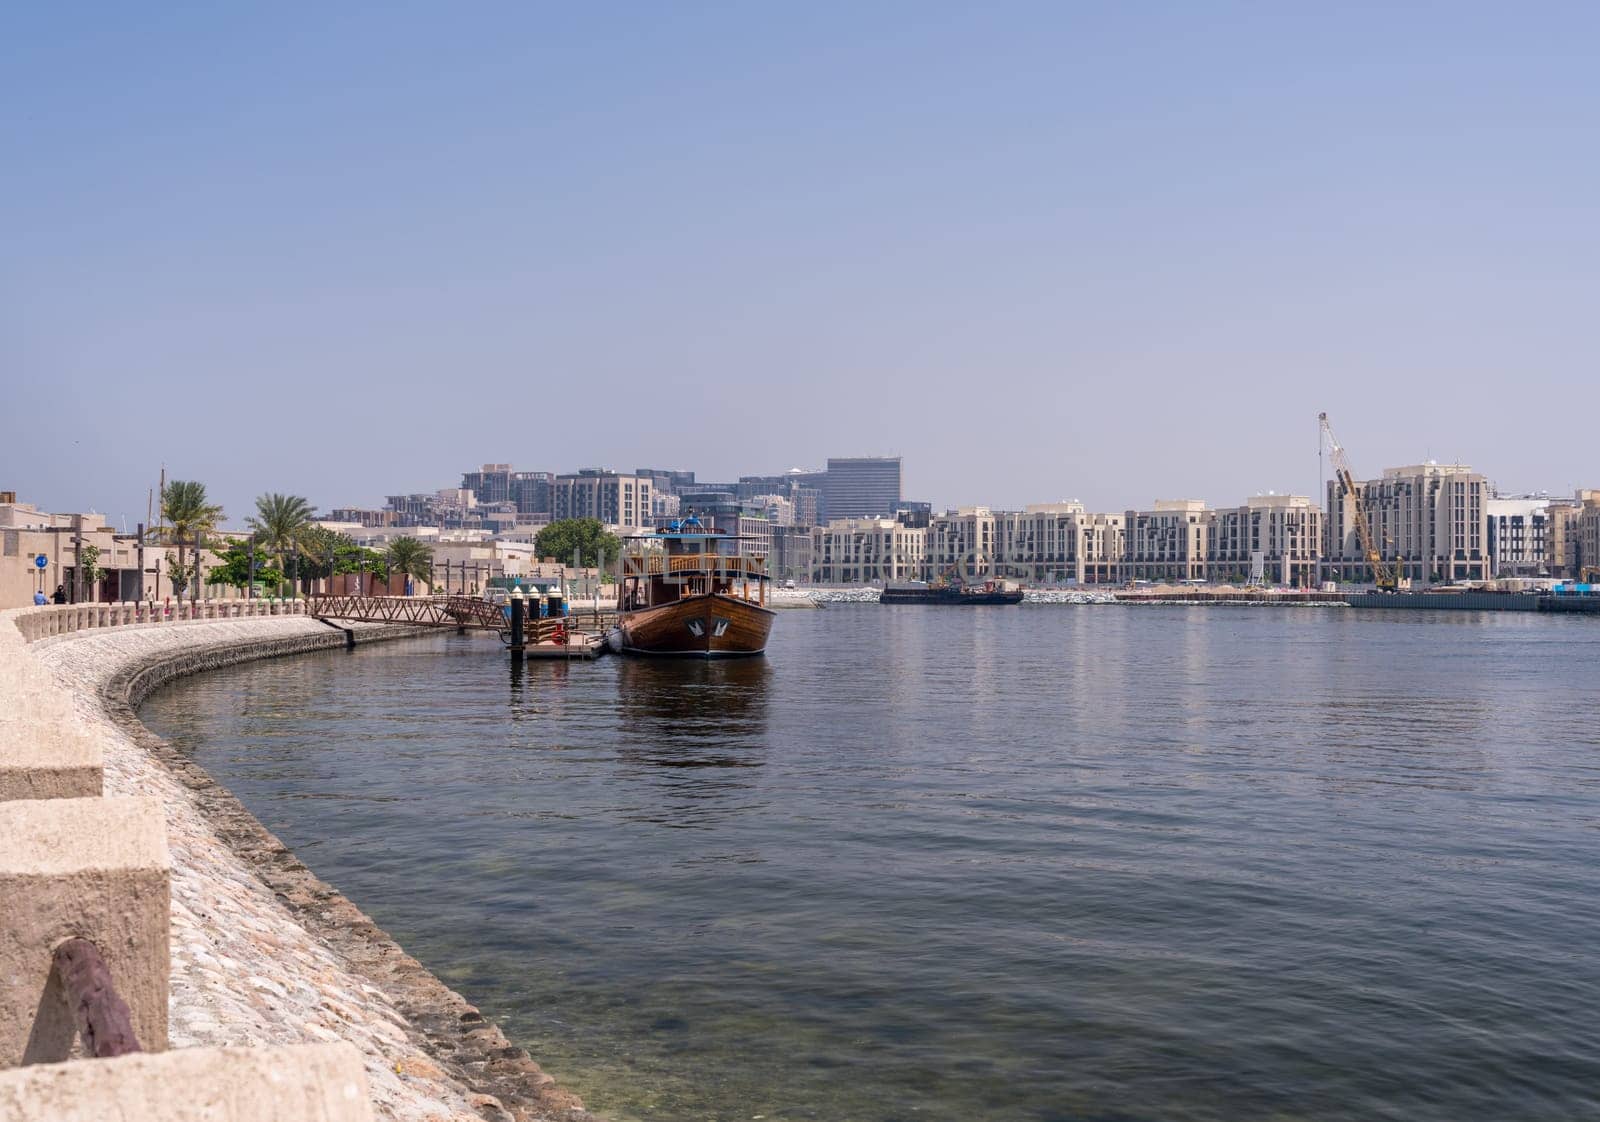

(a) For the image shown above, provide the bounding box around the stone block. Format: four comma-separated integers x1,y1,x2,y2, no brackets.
0,728,102,800
0,1042,374,1121
0,797,170,1064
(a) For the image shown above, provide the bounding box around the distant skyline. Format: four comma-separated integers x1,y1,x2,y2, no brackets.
6,4,1596,529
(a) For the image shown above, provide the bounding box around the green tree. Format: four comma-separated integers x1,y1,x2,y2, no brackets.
164,551,195,599
159,481,224,601
78,544,101,601
205,540,280,592
385,537,433,595
296,525,387,590
534,518,620,569
247,493,316,597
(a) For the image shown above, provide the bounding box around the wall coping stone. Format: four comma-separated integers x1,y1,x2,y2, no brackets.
0,1042,374,1122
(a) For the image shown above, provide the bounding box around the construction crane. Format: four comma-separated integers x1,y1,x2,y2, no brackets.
1319,412,1402,592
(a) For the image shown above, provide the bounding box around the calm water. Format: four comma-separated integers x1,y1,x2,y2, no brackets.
141,607,1600,1122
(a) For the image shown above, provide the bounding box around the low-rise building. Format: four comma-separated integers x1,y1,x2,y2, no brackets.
1,493,241,607
925,507,997,582
1122,500,1211,583
987,503,1119,585
1574,489,1600,579
811,518,927,585
1545,495,1583,578
1486,495,1553,577
1209,494,1321,587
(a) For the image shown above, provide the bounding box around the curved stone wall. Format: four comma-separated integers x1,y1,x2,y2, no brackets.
13,616,590,1122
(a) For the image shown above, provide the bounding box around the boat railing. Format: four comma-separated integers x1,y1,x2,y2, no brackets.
621,553,768,578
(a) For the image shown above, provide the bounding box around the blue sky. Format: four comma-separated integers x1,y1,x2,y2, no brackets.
4,3,1595,527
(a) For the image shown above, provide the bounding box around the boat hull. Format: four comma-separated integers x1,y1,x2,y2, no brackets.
615,593,775,658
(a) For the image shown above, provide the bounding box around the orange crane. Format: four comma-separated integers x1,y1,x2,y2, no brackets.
1319,412,1401,592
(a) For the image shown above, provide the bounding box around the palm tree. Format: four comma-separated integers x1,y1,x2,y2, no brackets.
248,493,315,597
159,481,224,601
385,537,433,596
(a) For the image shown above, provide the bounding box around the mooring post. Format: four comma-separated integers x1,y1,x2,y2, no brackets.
509,588,525,660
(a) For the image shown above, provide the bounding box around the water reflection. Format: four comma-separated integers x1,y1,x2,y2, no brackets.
136,614,1600,1122
611,658,773,828
615,657,771,755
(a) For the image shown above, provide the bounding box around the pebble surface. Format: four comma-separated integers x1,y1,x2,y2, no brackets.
26,618,587,1122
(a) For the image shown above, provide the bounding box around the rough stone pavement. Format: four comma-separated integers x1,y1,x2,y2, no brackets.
29,618,585,1122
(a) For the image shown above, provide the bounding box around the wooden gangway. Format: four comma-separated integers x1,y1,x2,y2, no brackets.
307,594,510,631
307,593,616,658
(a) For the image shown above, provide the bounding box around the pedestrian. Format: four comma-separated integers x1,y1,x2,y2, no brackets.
33,589,48,605
51,584,66,604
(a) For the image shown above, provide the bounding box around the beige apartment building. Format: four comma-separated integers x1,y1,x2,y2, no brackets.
1508,490,1600,579
1122,500,1211,583
1546,497,1582,578
811,518,927,585
987,503,1124,585
1324,463,1490,585
1576,490,1600,579
1208,494,1322,587
924,507,997,582
553,470,653,531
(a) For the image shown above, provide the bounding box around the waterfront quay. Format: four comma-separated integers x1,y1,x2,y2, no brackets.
0,603,587,1122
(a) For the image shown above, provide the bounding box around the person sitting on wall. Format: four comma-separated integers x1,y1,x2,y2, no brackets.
33,589,48,605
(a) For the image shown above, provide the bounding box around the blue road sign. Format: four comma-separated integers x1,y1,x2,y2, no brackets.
34,554,47,569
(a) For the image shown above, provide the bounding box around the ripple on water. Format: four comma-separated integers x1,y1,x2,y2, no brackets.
140,608,1600,1122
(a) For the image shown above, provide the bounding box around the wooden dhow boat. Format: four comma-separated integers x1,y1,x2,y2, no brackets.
609,518,775,658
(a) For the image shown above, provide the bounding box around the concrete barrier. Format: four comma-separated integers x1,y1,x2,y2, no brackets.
0,1042,374,1121
6,600,315,644
0,729,102,801
0,797,170,1066
0,630,103,804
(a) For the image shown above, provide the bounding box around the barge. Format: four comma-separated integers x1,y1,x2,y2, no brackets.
879,579,1024,606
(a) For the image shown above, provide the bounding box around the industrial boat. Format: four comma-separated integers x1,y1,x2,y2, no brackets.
879,579,1025,605
609,518,775,657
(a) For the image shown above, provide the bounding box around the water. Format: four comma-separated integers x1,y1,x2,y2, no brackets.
139,607,1600,1122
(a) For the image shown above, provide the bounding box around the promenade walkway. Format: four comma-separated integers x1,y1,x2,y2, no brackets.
0,604,588,1122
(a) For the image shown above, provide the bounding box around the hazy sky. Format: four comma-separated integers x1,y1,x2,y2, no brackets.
5,3,1595,529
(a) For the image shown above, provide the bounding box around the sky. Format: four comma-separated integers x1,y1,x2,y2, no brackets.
4,2,1596,529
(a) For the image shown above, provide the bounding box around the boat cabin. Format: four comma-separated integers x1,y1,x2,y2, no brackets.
618,517,770,612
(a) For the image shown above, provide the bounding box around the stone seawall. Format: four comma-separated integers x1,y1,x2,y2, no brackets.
23,617,591,1122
